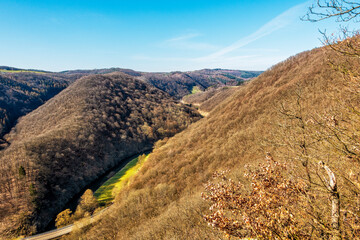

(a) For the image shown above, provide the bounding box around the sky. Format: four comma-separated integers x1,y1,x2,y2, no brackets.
0,0,350,72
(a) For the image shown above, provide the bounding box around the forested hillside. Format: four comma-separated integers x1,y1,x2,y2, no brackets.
141,69,261,98
63,68,262,98
0,67,259,146
0,73,201,237
182,86,240,114
75,40,360,239
0,71,82,142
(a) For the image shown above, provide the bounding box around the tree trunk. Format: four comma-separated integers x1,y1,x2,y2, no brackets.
319,161,341,240
331,191,341,240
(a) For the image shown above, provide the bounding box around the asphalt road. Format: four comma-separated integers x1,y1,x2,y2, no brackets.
21,208,107,240
20,152,149,240
22,225,73,240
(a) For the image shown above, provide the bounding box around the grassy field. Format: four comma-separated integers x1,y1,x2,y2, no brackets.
191,86,203,94
94,154,149,204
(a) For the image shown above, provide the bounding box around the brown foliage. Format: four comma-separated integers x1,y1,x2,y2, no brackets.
77,189,98,215
203,159,308,239
76,40,360,239
62,68,261,99
143,69,260,98
0,73,201,237
55,209,73,228
182,86,240,114
0,71,81,141
0,67,255,147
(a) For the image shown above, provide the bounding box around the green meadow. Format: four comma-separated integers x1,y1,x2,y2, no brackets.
191,86,202,94
94,154,149,204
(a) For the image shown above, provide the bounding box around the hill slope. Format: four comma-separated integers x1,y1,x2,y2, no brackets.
0,73,201,237
140,69,261,98
0,68,260,144
77,45,360,239
0,71,83,142
63,68,262,98
182,86,240,115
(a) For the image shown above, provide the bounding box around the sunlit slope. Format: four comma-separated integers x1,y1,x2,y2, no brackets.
0,73,201,238
79,46,360,239
182,86,240,114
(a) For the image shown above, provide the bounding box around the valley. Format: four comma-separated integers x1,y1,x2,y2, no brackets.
0,72,203,237
62,41,360,240
45,152,150,232
0,66,260,143
0,64,261,238
2,1,360,239
2,42,360,239
1,43,360,239
20,153,151,240
2,42,360,240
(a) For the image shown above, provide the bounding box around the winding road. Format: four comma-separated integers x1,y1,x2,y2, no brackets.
22,208,107,240
21,152,149,240
22,225,73,240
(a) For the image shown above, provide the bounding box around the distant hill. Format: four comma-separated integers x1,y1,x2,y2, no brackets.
60,67,142,77
140,69,261,98
0,67,261,142
76,44,360,239
0,73,201,237
182,86,240,115
63,68,262,98
0,71,83,143
0,66,49,73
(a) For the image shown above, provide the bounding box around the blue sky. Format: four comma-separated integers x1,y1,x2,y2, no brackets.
0,0,347,72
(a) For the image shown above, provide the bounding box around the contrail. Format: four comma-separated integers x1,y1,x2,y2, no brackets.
195,1,309,62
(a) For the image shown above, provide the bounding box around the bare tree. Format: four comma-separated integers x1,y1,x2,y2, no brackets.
303,0,360,58
202,159,311,239
303,0,360,22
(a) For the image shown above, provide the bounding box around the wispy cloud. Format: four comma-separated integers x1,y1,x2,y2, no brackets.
164,33,201,43
133,1,309,70
132,53,258,62
161,32,219,51
195,1,309,61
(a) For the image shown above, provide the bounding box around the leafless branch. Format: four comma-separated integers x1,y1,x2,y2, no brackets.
303,0,360,22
